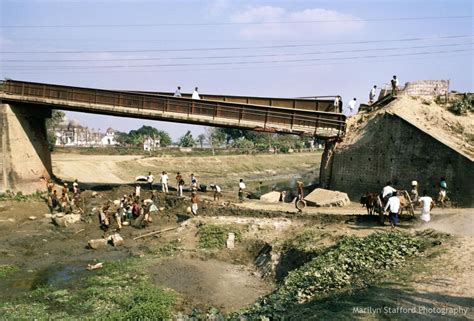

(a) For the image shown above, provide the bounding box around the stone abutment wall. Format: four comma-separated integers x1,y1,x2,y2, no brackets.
329,113,473,207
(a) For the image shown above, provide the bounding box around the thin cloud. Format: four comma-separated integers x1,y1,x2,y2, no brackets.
231,6,366,40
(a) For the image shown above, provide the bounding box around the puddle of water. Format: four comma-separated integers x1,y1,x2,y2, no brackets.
33,265,85,289
0,264,86,298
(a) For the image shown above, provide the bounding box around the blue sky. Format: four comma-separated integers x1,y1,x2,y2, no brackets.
1,0,472,140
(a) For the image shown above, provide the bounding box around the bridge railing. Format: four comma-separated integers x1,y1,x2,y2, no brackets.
2,80,346,137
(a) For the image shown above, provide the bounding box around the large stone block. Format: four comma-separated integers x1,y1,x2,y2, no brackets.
304,188,350,207
259,191,282,203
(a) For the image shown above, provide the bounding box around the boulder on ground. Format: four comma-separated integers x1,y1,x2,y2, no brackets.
108,233,124,247
88,238,108,249
304,188,350,207
64,214,81,224
52,213,68,227
259,191,282,203
226,232,235,249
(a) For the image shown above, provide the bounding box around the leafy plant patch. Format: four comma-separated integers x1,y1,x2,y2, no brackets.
0,264,19,278
238,231,430,319
197,224,242,249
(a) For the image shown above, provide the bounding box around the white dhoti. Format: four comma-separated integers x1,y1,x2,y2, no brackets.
420,210,431,222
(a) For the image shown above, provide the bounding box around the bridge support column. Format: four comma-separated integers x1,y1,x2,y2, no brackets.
319,139,337,189
1,103,52,193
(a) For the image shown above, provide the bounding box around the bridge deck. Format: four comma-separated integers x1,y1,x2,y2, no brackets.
0,80,346,138
136,91,337,112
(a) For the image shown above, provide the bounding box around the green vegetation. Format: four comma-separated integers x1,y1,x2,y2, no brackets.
281,229,330,254
449,95,474,115
0,259,176,320
115,125,172,147
178,130,196,147
237,231,431,319
0,264,19,278
216,128,312,152
0,190,45,202
149,239,181,257
45,110,66,151
197,224,242,249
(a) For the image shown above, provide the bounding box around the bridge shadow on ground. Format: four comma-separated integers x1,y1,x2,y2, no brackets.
287,284,474,320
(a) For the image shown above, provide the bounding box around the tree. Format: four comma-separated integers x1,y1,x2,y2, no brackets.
156,130,172,147
197,134,206,148
205,127,225,155
124,125,171,147
217,128,245,145
178,130,195,147
45,110,65,151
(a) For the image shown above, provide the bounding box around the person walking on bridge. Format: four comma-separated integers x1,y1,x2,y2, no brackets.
174,86,182,97
369,85,377,104
391,75,399,96
192,87,200,100
348,98,357,114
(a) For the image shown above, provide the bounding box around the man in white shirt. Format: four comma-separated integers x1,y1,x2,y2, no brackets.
238,179,246,202
382,182,397,203
369,85,377,104
135,183,141,198
174,86,182,98
391,75,399,96
384,193,400,228
348,98,357,114
211,184,222,201
418,190,434,223
160,171,169,193
192,87,200,100
147,172,154,190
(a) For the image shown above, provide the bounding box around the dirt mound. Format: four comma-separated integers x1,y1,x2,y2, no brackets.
343,96,474,159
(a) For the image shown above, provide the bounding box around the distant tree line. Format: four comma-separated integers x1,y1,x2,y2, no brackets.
115,126,172,147
45,113,313,152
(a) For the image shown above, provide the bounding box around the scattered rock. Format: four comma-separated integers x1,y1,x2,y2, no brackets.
259,191,282,203
52,213,68,227
44,213,53,219
88,238,108,249
87,262,103,270
304,188,350,207
108,233,124,247
52,213,81,227
64,214,81,224
226,233,235,249
28,216,37,220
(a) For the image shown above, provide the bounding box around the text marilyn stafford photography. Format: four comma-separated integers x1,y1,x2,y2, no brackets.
352,306,469,316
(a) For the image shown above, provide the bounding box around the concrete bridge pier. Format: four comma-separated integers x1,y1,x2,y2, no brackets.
1,103,52,194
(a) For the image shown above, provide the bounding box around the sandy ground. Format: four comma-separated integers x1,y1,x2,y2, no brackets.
52,152,322,190
52,154,141,184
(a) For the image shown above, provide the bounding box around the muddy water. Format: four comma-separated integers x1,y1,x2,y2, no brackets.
0,263,85,298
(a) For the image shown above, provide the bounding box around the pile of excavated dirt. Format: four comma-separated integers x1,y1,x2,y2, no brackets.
343,96,474,159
